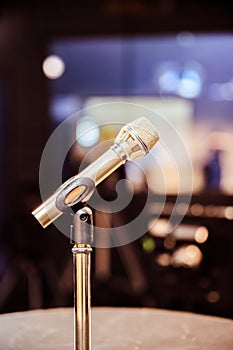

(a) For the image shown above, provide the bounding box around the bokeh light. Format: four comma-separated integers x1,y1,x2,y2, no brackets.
42,55,65,79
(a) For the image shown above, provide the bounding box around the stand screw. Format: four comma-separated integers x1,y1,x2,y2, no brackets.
80,213,89,222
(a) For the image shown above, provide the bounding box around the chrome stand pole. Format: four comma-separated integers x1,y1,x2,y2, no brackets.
71,206,93,350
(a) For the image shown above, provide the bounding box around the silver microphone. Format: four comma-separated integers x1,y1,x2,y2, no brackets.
32,117,160,228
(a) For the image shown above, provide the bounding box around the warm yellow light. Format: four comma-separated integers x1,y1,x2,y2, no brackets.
191,203,204,216
195,226,209,244
148,218,170,238
176,202,189,215
164,235,176,250
225,206,233,220
171,244,202,268
207,290,220,303
205,205,217,217
156,253,170,267
186,244,198,257
183,244,202,267
42,55,65,79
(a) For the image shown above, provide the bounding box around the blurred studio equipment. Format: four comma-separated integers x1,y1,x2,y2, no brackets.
203,149,222,191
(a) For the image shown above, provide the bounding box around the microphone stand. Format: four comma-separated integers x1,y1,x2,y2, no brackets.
57,178,96,350
71,206,93,350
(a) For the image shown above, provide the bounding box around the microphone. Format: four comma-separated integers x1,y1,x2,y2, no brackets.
32,117,160,228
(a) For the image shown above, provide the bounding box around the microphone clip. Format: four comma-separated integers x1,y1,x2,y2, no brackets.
55,177,96,214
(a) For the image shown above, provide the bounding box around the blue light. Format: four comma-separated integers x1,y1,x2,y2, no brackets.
159,69,180,92
76,117,100,147
178,68,202,99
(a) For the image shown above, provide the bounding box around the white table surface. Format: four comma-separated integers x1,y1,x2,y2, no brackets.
0,307,232,349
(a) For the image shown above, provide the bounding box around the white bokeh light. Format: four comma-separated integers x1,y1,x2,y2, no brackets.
178,69,202,99
158,61,203,99
42,55,65,79
159,69,180,93
76,117,100,147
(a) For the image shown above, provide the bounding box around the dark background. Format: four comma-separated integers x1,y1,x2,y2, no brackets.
0,0,232,318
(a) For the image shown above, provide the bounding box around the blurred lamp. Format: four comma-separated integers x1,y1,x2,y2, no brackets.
43,55,65,79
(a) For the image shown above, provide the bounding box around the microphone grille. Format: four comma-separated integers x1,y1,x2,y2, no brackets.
128,117,160,151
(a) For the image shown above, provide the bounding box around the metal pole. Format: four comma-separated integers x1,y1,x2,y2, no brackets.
71,207,93,350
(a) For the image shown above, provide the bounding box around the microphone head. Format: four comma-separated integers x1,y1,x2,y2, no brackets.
127,117,160,152
114,117,160,161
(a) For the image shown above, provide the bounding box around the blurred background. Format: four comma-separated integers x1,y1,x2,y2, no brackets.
0,0,233,319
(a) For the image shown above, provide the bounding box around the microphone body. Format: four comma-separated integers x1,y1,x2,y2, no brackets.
32,117,159,228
